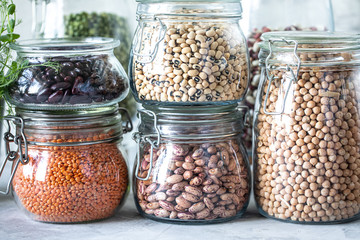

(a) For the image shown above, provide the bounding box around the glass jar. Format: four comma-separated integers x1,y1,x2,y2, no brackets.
6,38,129,110
30,0,137,117
0,105,132,223
332,0,360,33
130,0,249,105
133,104,251,224
253,32,360,223
242,0,334,151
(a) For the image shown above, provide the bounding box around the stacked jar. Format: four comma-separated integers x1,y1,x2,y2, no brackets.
0,38,133,223
129,0,251,223
253,32,360,223
242,0,335,151
30,0,138,118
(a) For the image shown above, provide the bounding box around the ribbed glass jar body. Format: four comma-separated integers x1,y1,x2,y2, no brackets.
10,106,130,223
130,0,249,105
254,32,360,224
133,104,251,224
7,38,129,110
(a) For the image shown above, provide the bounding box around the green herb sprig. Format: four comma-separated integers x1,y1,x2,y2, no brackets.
0,0,20,103
0,0,59,115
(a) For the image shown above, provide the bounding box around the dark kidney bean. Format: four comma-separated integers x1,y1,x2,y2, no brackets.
63,76,73,83
61,62,74,70
53,76,62,83
69,95,92,104
10,54,127,106
46,69,56,78
23,94,37,103
37,88,53,102
61,90,71,104
68,71,77,78
51,82,71,91
48,90,64,103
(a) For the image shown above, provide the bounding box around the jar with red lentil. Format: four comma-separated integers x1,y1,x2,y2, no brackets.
133,104,251,224
254,32,360,223
0,105,132,223
242,0,334,151
130,0,249,105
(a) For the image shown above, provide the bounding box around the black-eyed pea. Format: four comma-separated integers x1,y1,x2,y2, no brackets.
199,72,207,80
199,48,208,55
198,95,206,101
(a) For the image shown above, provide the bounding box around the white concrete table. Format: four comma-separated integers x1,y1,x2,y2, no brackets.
0,194,359,240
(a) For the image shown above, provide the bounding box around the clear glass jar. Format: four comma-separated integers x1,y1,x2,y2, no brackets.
30,0,137,117
242,0,334,151
0,105,133,223
254,32,360,223
332,0,360,33
133,104,251,224
130,0,249,105
6,38,129,110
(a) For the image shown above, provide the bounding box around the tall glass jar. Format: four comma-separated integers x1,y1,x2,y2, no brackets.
7,38,129,110
254,32,360,223
133,104,251,224
30,0,137,116
0,105,133,223
130,0,249,105
242,0,334,151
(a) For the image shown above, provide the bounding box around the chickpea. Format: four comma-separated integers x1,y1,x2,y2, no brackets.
255,52,360,222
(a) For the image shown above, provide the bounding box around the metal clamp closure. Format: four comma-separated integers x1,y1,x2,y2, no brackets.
263,38,301,115
132,15,167,64
238,105,250,128
118,107,133,133
0,116,29,195
133,109,161,181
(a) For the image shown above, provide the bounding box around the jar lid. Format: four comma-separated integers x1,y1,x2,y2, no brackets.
136,0,243,17
137,104,248,140
13,105,130,145
259,31,360,66
10,37,120,55
260,32,360,52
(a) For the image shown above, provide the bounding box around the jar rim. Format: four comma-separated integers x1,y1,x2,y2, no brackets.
138,104,248,139
10,37,120,54
14,105,124,145
15,105,120,120
260,32,360,51
143,103,239,116
136,0,243,17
